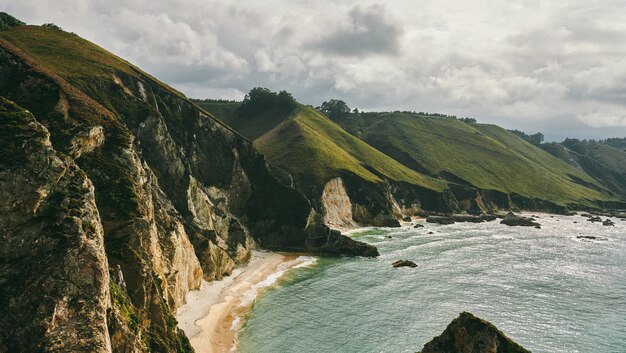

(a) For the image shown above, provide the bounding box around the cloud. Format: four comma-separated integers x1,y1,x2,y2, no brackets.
308,5,403,56
4,0,626,139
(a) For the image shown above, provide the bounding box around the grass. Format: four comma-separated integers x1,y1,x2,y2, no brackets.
0,25,185,100
254,106,443,194
334,112,614,205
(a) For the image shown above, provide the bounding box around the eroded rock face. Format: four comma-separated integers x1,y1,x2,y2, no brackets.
321,177,357,230
419,312,530,353
0,98,110,352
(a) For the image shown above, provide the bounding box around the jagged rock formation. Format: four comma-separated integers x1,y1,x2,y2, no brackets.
418,312,530,353
0,21,376,353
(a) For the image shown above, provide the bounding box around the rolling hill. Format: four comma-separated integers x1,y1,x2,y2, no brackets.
197,97,623,227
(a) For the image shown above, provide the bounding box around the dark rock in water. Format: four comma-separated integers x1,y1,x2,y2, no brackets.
428,231,435,234
580,213,591,218
427,216,455,225
480,214,497,222
417,209,430,218
573,221,578,223
392,260,417,268
452,214,484,223
414,224,425,228
402,216,412,222
384,235,393,240
500,212,541,227
373,214,402,227
493,212,508,219
587,216,603,223
534,225,541,229
418,312,530,353
603,219,615,226
577,235,597,240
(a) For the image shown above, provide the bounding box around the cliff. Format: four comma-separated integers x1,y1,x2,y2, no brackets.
0,21,376,353
418,312,530,353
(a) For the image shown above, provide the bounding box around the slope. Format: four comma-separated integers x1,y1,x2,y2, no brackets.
542,139,626,199
334,112,614,208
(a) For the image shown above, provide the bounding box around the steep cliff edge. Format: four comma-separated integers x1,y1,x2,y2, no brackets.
418,312,530,353
0,21,376,353
0,98,111,352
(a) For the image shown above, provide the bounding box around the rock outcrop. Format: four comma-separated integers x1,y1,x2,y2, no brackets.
418,312,530,353
500,212,541,227
321,177,357,230
0,98,111,352
392,260,417,268
427,216,455,225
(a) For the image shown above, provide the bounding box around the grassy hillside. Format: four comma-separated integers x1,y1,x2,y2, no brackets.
255,106,443,193
542,139,626,199
334,112,614,206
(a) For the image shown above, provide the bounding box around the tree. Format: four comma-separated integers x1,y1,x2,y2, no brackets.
237,87,297,117
318,99,351,119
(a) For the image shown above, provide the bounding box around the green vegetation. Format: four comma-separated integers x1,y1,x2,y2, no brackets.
0,12,24,31
332,111,613,206
317,99,351,120
255,105,443,194
200,91,619,208
110,281,140,333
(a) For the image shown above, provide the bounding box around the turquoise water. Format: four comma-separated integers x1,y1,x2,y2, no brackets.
238,214,626,353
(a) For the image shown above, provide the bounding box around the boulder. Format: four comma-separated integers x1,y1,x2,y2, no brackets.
603,219,615,226
418,312,530,353
392,260,417,268
402,216,412,222
416,209,430,218
452,214,484,223
414,224,425,228
427,216,455,225
587,215,603,223
500,212,541,227
480,214,497,222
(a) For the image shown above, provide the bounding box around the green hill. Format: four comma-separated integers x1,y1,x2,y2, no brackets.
197,97,445,226
333,111,613,208
542,139,626,199
200,96,621,219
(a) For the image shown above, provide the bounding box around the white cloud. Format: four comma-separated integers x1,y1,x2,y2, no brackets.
4,0,626,139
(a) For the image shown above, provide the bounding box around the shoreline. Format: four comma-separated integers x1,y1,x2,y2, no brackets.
176,251,315,353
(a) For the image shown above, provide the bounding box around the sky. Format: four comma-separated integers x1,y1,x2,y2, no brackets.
5,0,626,140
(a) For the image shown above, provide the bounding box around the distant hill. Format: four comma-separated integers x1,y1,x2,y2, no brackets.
196,95,623,228
541,139,626,199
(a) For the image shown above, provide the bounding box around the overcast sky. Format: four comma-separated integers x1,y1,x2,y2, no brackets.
5,0,626,140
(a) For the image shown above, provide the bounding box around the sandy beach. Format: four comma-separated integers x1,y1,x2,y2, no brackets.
176,251,314,353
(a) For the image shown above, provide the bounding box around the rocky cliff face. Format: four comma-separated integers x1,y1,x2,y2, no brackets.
418,312,530,353
321,177,357,230
0,24,376,353
0,98,111,352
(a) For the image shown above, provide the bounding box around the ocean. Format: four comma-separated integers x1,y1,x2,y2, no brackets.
238,214,626,353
